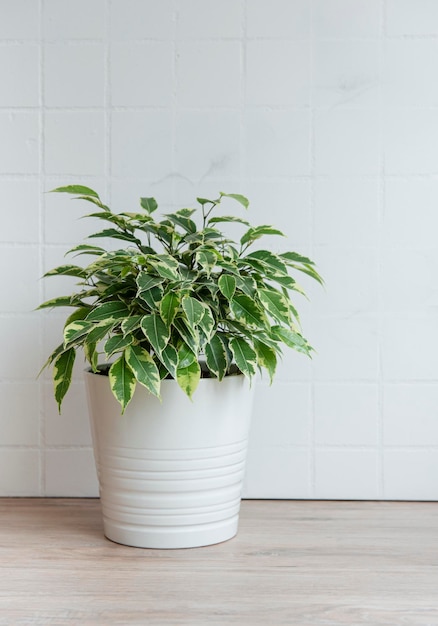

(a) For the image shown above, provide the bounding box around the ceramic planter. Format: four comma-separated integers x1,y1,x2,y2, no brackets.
84,369,255,549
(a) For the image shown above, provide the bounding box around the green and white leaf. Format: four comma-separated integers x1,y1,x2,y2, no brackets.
86,301,130,322
258,288,291,325
160,291,180,327
253,339,277,384
125,345,160,399
104,333,134,359
181,296,205,329
230,294,267,329
44,265,87,279
53,347,76,413
176,346,200,399
121,315,143,335
205,334,228,381
173,317,199,354
197,304,215,341
109,355,137,413
136,273,164,293
240,225,284,246
156,343,178,379
84,340,98,373
218,274,236,301
140,313,170,355
63,320,93,348
228,337,257,379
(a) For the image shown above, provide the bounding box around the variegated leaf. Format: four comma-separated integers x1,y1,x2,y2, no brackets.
53,348,76,413
205,334,228,381
182,296,204,329
86,301,130,322
109,355,137,413
136,273,164,293
176,350,200,399
229,337,257,379
63,320,93,348
160,291,180,327
218,274,236,301
121,315,143,335
258,288,291,325
140,314,170,355
230,294,267,329
156,343,178,379
125,345,160,399
104,333,134,359
253,339,277,384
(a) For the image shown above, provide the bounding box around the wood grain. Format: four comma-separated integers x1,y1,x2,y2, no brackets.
0,499,437,625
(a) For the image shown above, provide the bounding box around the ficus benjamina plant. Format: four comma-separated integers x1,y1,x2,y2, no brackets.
38,185,322,413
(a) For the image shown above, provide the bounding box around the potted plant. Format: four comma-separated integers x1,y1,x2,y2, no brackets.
39,185,322,548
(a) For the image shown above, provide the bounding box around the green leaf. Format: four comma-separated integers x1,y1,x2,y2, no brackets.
37,296,78,310
86,301,130,322
240,225,285,246
104,333,134,359
63,320,93,347
173,317,199,354
140,197,158,213
176,353,201,399
66,244,106,257
208,215,250,226
53,348,76,413
121,315,143,335
156,343,178,379
125,345,160,399
220,192,249,209
258,288,291,325
230,294,267,329
152,254,180,281
86,322,114,344
50,185,99,198
165,213,197,234
243,249,289,276
160,291,180,327
182,296,205,329
136,273,164,293
271,326,312,355
138,285,163,311
234,275,257,298
218,274,236,301
140,314,170,355
109,355,137,413
198,304,215,342
44,265,87,279
229,337,257,379
253,339,277,384
88,229,140,244
84,340,98,373
196,249,217,275
205,334,228,381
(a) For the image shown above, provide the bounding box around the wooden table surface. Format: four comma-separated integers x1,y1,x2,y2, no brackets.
0,499,437,625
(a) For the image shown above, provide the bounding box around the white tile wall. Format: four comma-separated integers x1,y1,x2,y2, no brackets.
0,0,437,501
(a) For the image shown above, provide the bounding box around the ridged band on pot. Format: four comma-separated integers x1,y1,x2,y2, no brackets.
84,369,255,549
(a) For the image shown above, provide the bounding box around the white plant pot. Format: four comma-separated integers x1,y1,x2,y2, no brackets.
84,370,255,549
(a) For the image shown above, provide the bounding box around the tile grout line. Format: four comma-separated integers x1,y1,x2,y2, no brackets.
104,0,111,204
171,0,178,206
377,0,387,500
240,0,247,189
38,0,46,497
309,0,316,499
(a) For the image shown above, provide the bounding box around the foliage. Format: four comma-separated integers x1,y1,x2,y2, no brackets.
39,185,322,412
